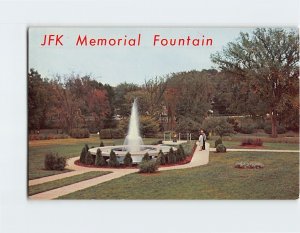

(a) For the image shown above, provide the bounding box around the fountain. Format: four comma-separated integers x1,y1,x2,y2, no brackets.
89,99,175,164
123,99,144,152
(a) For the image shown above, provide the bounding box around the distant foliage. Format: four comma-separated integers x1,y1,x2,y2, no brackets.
123,152,133,167
69,128,90,138
216,144,227,153
241,138,263,146
100,128,124,139
202,117,234,138
44,152,67,170
139,160,159,173
108,150,119,167
264,124,287,134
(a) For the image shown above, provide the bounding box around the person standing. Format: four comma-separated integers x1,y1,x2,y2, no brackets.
198,130,204,151
201,129,206,150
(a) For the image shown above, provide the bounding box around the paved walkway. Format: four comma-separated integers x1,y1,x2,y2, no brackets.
209,148,299,153
29,143,210,200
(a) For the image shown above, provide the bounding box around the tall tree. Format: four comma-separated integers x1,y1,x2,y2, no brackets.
211,28,299,137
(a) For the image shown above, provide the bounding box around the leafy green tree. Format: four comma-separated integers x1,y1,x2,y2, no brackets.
202,117,234,138
211,28,299,137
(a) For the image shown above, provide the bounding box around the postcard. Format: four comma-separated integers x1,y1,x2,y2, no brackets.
27,27,299,200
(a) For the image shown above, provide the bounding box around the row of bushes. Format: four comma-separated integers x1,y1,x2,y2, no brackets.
79,144,187,173
99,128,125,139
29,133,69,140
69,128,90,138
241,138,263,146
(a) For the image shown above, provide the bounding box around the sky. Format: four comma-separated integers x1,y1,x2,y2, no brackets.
29,27,259,86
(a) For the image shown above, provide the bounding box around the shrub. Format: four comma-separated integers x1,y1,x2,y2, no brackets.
167,147,176,164
157,150,166,165
100,141,105,147
99,129,112,139
80,146,87,163
215,138,223,148
178,144,186,160
234,161,264,169
95,148,107,166
123,152,133,167
44,152,67,170
108,150,119,167
69,128,90,138
139,160,159,173
241,138,263,146
216,144,227,153
142,152,151,162
264,124,287,134
85,151,95,165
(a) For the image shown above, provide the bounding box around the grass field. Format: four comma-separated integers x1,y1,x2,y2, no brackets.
28,171,111,196
58,151,299,200
28,133,298,182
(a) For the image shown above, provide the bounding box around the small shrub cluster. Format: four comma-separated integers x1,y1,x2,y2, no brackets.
142,152,151,162
216,144,227,153
234,161,264,169
215,138,223,148
138,160,159,173
99,128,124,139
44,152,67,170
241,138,263,146
239,124,256,134
69,128,90,138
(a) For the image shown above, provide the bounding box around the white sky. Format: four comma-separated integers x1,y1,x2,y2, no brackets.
28,27,289,86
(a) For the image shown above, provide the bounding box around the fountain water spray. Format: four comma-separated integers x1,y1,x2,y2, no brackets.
124,98,144,152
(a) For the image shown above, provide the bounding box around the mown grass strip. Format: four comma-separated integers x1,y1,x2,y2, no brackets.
29,171,111,196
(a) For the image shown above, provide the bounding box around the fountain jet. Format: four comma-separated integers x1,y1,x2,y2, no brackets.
123,98,144,152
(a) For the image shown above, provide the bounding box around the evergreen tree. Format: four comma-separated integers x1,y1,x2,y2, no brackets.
123,152,133,167
108,150,119,167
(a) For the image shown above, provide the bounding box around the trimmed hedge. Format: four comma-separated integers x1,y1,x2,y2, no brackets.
241,138,263,146
69,128,90,138
100,128,124,139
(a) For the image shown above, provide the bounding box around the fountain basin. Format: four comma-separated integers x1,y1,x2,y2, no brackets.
89,145,176,164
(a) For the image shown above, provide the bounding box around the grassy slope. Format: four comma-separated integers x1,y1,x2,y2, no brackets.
58,152,299,200
28,171,111,196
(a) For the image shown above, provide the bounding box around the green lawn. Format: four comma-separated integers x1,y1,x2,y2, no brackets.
58,151,299,200
28,171,111,196
207,140,299,150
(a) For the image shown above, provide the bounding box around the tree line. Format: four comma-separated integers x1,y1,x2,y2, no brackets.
28,28,299,138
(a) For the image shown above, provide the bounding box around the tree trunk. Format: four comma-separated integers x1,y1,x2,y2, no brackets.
271,111,278,138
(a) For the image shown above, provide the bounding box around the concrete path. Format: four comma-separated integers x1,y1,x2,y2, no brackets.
209,148,299,153
29,169,135,200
